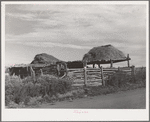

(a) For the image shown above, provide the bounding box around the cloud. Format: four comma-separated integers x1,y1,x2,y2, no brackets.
9,41,92,49
6,13,36,21
5,4,147,66
5,4,146,43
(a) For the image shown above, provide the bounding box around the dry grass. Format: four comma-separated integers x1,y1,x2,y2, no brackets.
5,67,146,108
82,44,126,62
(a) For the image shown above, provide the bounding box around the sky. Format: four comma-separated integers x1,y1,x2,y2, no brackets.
4,3,147,67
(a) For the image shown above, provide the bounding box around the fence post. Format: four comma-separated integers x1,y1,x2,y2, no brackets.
131,66,135,82
66,68,68,77
101,66,105,86
118,66,120,71
40,69,43,76
84,61,87,86
64,62,68,76
127,54,130,67
110,59,113,68
84,67,87,86
27,66,29,76
18,69,21,79
30,66,36,83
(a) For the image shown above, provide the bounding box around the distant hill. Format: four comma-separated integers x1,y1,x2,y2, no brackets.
31,53,60,64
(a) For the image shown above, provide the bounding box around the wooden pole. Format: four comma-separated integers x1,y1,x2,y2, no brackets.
84,61,87,86
93,64,95,68
64,62,68,76
127,54,130,67
27,66,29,76
118,66,120,71
101,66,105,86
98,64,100,68
40,69,43,76
110,59,113,68
30,66,36,83
56,63,60,76
18,69,21,79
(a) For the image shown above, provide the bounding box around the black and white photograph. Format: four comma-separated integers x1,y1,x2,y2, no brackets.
1,1,149,121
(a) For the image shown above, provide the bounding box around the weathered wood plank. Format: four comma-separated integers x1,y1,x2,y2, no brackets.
87,75,101,79
87,79,102,82
87,72,101,75
103,71,116,73
121,70,132,72
86,68,101,70
103,68,118,71
84,67,87,86
87,70,101,73
101,66,105,86
73,73,84,76
67,68,83,71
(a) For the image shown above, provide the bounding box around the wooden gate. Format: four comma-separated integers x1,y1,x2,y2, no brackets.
67,67,102,86
66,66,135,86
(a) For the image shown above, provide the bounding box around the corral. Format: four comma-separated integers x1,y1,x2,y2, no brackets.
67,66,135,86
6,45,134,86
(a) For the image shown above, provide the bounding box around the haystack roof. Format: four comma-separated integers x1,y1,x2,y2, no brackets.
82,44,130,64
31,53,60,64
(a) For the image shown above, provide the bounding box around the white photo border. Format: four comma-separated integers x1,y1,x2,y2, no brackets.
1,1,149,121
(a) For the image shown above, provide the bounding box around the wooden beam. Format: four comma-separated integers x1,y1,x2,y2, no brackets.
118,67,120,71
84,66,87,86
84,60,87,68
87,58,131,65
98,64,100,68
101,66,105,86
40,69,43,76
110,59,113,68
30,66,36,83
93,63,95,68
127,54,130,67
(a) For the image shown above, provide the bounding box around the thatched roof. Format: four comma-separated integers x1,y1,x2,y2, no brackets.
82,44,130,64
31,53,60,64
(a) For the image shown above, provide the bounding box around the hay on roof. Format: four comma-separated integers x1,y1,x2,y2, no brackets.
82,44,129,64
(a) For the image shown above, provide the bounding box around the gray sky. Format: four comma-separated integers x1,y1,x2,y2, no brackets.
5,3,147,67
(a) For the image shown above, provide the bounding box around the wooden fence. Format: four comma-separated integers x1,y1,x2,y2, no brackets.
67,66,135,86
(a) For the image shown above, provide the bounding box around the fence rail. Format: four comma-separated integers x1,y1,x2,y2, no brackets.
67,66,135,86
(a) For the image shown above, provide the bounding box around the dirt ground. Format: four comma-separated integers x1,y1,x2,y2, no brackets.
37,88,146,109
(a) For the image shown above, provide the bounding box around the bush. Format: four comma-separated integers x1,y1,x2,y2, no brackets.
27,96,43,106
36,75,72,97
5,76,23,105
134,67,146,85
57,92,73,100
107,71,130,87
22,76,35,84
5,74,73,107
7,101,25,108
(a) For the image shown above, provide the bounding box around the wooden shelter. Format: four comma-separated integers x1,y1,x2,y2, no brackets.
82,44,131,68
8,63,58,78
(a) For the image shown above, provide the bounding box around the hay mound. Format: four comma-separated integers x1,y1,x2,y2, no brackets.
31,53,60,64
82,44,126,62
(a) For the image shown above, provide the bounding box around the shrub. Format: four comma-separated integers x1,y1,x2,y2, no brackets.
5,76,23,105
107,70,134,88
27,96,43,106
7,101,20,108
5,74,73,107
36,75,72,97
22,76,34,84
134,67,146,85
